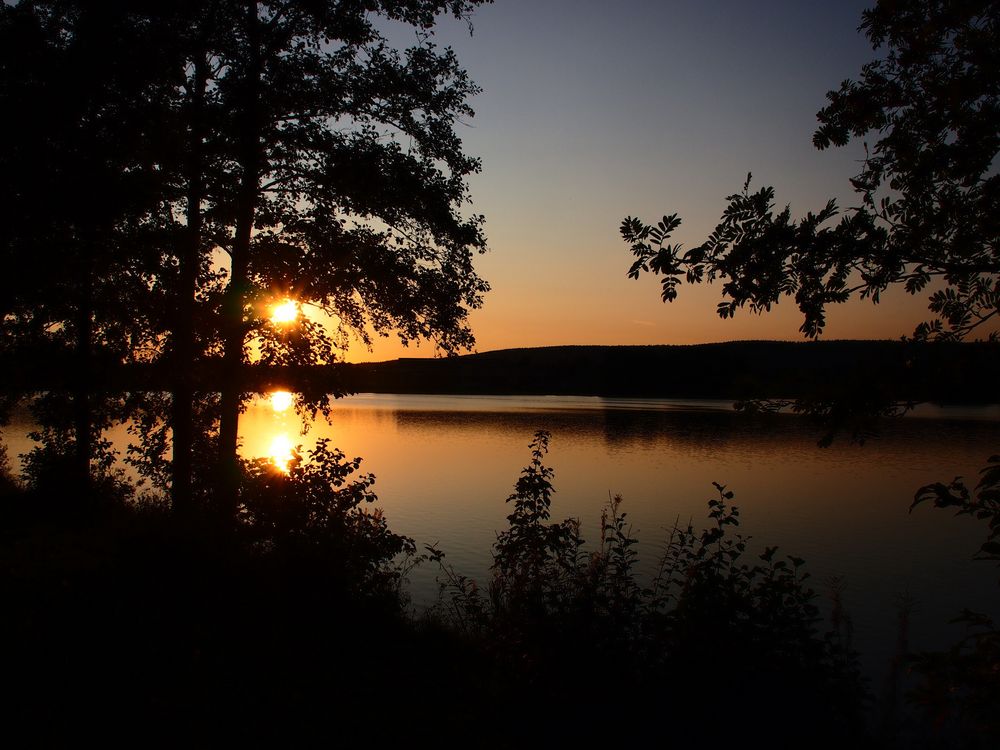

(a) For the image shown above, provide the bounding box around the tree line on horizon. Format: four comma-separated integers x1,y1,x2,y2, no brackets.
339,339,998,405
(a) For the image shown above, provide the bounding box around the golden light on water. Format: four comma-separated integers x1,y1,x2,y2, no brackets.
270,390,294,412
269,434,295,473
271,299,299,324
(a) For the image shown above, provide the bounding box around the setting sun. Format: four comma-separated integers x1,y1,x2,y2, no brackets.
270,390,294,412
268,434,295,473
271,299,298,324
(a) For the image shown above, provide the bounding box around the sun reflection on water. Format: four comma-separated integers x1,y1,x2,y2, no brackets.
268,433,295,473
256,389,301,472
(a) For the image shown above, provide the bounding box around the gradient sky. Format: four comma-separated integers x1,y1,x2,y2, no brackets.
352,0,933,362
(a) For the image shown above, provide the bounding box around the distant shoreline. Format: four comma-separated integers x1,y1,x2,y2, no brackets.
2,340,997,404
339,340,1000,404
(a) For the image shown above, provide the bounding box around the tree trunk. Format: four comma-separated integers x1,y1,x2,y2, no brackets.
73,263,93,491
217,2,261,514
172,52,207,517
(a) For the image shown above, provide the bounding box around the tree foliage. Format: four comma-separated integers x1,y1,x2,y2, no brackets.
909,455,1000,741
239,437,418,597
622,0,999,342
197,0,492,363
0,1,493,508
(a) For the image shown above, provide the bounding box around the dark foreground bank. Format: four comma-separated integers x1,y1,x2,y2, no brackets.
1,440,996,748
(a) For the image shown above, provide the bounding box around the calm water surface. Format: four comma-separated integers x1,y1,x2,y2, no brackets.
5,393,999,683
243,393,1000,681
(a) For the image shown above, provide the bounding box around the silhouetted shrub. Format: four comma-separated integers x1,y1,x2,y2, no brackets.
239,438,418,604
0,440,438,745
908,456,1000,745
430,431,868,744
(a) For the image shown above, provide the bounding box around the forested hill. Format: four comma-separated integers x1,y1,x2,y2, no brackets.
340,340,999,402
2,340,995,403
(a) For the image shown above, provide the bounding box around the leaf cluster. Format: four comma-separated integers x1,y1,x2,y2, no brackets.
908,455,1000,741
623,0,1000,342
912,454,1000,562
239,436,417,597
622,176,885,339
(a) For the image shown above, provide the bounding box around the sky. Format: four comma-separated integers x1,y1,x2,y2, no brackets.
351,0,932,362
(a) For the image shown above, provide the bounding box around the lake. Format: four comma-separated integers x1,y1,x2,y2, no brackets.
243,393,1000,684
5,392,999,686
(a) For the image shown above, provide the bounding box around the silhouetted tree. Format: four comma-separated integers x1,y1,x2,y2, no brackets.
622,2,999,735
622,0,998,343
99,0,493,512
0,2,183,491
1,1,493,514
191,0,492,511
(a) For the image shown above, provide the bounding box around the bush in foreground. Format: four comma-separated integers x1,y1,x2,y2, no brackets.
428,431,868,745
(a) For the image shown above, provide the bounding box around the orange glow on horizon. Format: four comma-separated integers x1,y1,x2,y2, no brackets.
337,281,955,363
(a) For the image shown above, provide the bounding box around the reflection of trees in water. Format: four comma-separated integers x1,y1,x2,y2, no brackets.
392,409,576,446
390,407,757,441
11,398,997,481
388,404,999,459
601,408,768,451
327,408,400,433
